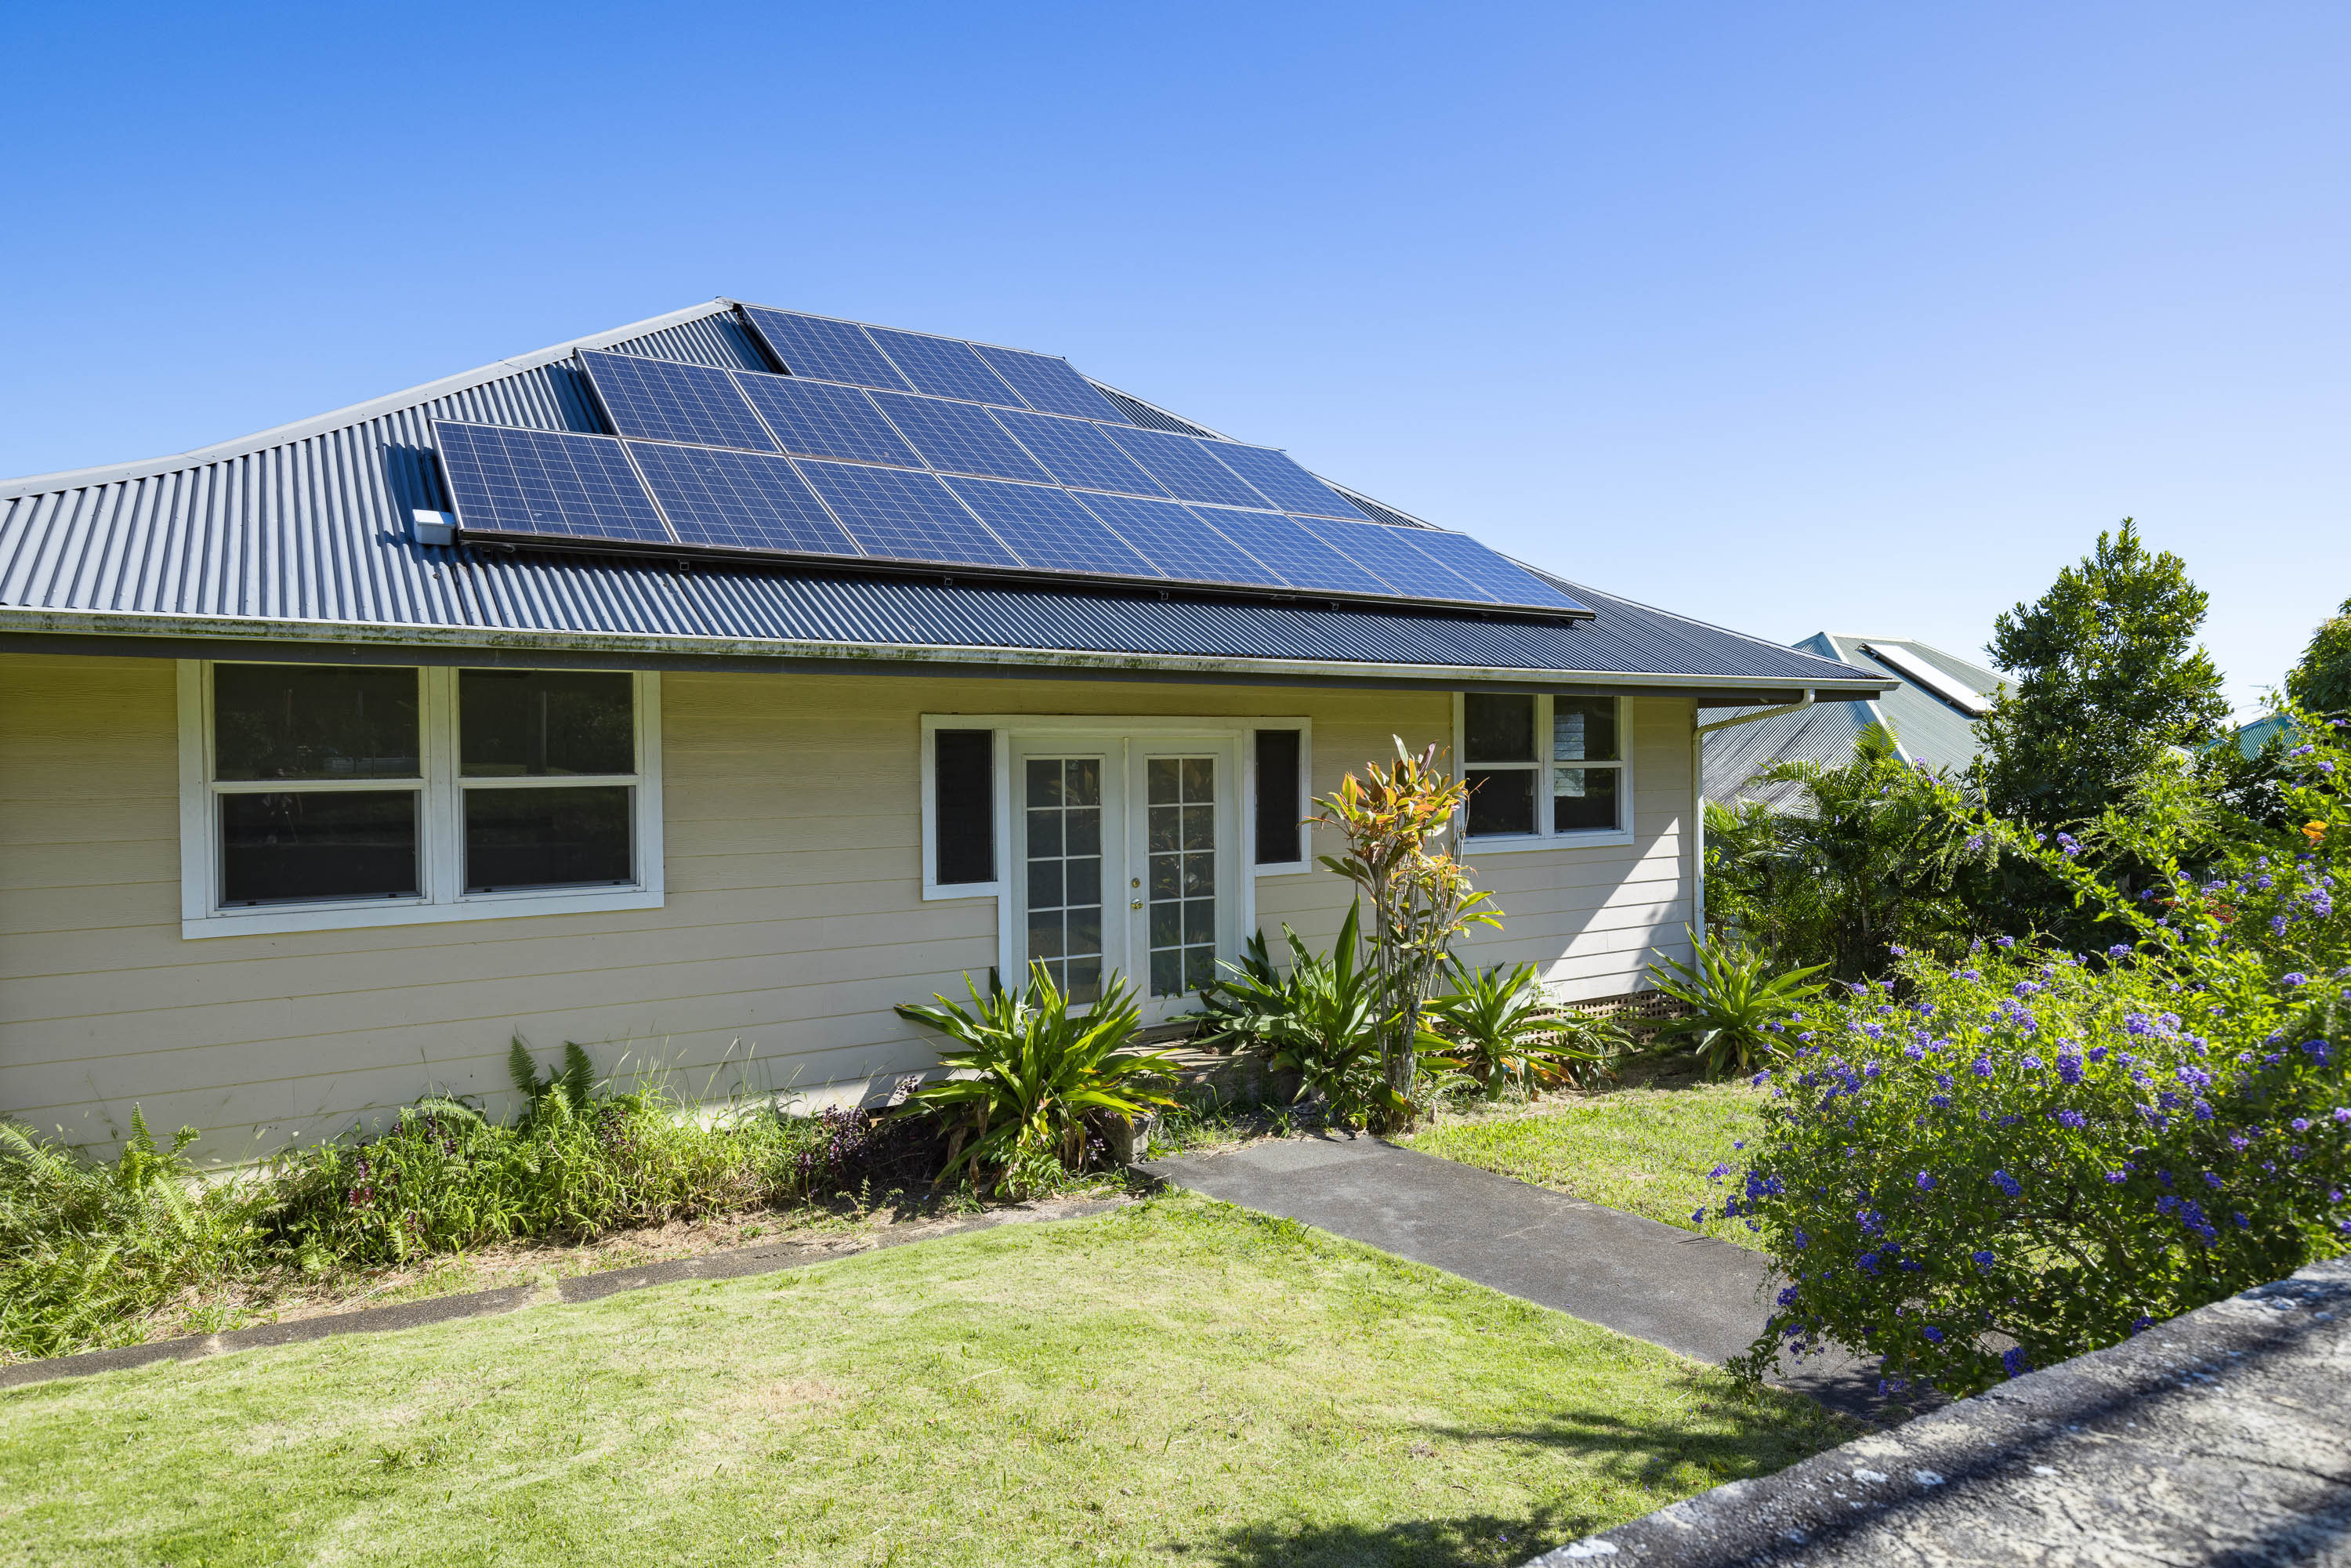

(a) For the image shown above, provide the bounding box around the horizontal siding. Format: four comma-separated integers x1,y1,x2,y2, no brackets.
0,655,1694,1158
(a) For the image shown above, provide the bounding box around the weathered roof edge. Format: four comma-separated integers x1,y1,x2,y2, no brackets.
0,604,1896,696
0,299,745,499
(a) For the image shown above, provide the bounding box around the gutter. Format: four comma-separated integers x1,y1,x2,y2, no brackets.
1689,691,1817,940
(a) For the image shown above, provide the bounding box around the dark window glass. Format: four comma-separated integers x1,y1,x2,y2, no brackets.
1465,769,1536,837
1463,693,1534,763
1553,767,1621,832
1552,698,1618,762
214,664,419,780
459,671,634,777
1254,730,1301,864
465,787,632,891
933,730,995,884
221,791,418,904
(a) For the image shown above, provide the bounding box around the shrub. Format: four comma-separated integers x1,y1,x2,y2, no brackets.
1422,958,1617,1093
1196,905,1388,1125
1648,940,1829,1078
897,964,1179,1197
1715,711,2351,1398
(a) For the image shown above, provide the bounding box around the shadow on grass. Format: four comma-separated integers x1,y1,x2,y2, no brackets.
1181,1506,1581,1568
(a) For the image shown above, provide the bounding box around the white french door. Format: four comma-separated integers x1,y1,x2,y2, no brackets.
1006,731,1239,1023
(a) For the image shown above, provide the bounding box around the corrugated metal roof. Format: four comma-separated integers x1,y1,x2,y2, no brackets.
0,299,1895,693
1703,633,2005,806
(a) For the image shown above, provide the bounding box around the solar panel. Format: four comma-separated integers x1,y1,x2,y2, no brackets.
1104,426,1273,509
1187,508,1392,596
626,442,857,556
578,351,778,453
987,408,1167,497
867,328,1020,406
941,477,1161,578
872,393,1053,482
733,374,922,467
433,422,671,545
793,460,1020,567
1288,514,1495,602
1067,493,1275,588
969,343,1130,422
1202,444,1370,520
740,306,911,390
1388,527,1588,612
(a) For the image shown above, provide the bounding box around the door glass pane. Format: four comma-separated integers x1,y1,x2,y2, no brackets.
464,786,632,891
1147,756,1216,998
1465,768,1536,836
1553,698,1618,762
1553,766,1621,832
214,664,419,780
1024,757,1103,1002
221,791,418,904
459,671,634,777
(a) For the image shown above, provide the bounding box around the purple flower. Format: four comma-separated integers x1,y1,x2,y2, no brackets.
2002,1347,2031,1378
2103,1169,2127,1184
1791,1229,1809,1249
1888,943,1907,956
2283,972,2309,987
2303,1041,2335,1066
1922,1326,1945,1345
1691,1206,1707,1222
1991,1169,2022,1199
2292,1118,2311,1132
1916,1171,1938,1191
1972,1249,1995,1271
2106,943,2132,959
2052,1109,2085,1129
2056,1051,2083,1086
1972,1056,1994,1079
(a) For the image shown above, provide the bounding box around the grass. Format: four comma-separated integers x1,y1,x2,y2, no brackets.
0,1194,1849,1568
1403,1059,1769,1251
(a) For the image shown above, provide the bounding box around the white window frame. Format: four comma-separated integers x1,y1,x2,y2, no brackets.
918,714,1311,988
1451,692,1635,852
177,661,664,938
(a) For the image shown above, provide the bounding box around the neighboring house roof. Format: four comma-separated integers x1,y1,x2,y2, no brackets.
0,299,1893,700
2231,712,2298,759
1704,634,2005,808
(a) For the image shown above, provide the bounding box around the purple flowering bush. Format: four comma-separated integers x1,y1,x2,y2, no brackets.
1717,712,2351,1396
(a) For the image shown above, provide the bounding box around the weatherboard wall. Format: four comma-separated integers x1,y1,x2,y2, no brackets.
0,651,1693,1161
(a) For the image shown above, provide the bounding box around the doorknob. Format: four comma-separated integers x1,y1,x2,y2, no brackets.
1130,898,1143,909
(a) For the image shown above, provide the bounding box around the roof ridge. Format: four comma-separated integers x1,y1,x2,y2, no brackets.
0,298,741,500
1540,576,1890,683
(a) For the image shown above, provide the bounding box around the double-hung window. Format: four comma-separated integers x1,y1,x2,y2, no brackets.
181,661,662,936
1456,692,1632,846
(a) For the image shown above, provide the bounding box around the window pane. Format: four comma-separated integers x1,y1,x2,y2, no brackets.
1465,769,1536,836
1254,729,1301,864
1553,698,1618,762
464,786,632,891
221,791,418,904
1553,766,1621,832
1463,693,1535,763
458,671,633,777
933,729,995,885
214,664,418,780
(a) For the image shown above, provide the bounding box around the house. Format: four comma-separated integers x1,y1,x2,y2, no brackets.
0,299,1892,1159
1702,634,2002,811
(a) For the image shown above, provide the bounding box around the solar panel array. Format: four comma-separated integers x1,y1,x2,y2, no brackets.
429,311,1589,617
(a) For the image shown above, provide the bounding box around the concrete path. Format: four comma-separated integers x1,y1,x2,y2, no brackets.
1141,1132,1886,1415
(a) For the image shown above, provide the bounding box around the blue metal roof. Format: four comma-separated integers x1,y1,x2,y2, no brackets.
0,299,1893,696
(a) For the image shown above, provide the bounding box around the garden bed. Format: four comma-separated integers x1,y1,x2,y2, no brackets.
0,1193,1852,1568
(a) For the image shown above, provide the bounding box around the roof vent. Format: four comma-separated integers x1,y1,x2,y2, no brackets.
411,509,457,547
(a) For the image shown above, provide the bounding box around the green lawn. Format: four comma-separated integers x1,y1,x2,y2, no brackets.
1404,1070,1768,1250
1,1195,1845,1567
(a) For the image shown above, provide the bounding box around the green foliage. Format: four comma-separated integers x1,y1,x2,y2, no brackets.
1648,939,1830,1079
1719,709,2351,1399
2287,596,2351,717
1197,905,1393,1127
1422,958,1618,1093
1978,519,2232,830
507,1037,596,1114
1711,722,1991,980
896,963,1178,1196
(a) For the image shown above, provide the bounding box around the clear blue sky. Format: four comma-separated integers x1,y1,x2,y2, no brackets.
5,2,2344,716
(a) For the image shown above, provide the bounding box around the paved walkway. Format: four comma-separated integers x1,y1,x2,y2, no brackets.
1140,1132,1885,1415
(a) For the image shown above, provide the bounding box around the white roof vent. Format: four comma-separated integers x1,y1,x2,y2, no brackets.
411,509,456,547
1861,643,1991,718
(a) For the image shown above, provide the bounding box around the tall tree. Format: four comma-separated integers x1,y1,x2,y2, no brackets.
1976,520,2230,828
2285,596,2351,716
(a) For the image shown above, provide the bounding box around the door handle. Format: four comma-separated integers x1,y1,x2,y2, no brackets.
1130,898,1143,909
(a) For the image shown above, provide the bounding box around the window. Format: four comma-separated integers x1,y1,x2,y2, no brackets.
1455,693,1632,846
1252,728,1302,867
180,662,662,936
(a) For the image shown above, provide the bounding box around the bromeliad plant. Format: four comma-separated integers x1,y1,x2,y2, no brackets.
897,964,1179,1197
1648,939,1831,1078
1197,905,1388,1124
1313,740,1501,1127
1422,958,1619,1094
1714,708,2351,1400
